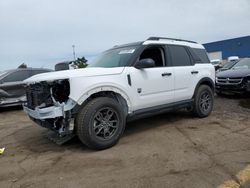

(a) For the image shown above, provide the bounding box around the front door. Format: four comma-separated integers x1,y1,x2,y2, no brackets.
128,45,175,111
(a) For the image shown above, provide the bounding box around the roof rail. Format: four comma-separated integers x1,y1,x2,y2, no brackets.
147,37,197,44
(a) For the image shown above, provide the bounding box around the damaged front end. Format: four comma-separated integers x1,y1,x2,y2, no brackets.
23,79,78,143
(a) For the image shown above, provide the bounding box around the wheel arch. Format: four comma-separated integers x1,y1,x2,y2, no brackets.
192,77,215,98
76,86,132,115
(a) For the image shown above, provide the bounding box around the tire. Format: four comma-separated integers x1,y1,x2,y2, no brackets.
76,97,126,150
192,85,214,118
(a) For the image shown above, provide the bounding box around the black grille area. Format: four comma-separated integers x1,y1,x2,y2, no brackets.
26,82,53,109
216,77,243,85
216,77,249,92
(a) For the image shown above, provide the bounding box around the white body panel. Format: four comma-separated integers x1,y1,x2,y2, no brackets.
25,67,125,83
24,63,214,114
23,38,215,119
126,67,175,110
68,70,133,110
174,64,215,101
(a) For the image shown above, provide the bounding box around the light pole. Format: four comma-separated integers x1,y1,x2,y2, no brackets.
72,45,76,61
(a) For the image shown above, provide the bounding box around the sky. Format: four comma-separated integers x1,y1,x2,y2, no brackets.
0,0,250,70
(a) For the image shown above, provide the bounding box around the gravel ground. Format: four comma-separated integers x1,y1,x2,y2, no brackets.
0,96,250,188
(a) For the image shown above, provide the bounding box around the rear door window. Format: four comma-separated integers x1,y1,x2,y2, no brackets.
168,45,192,66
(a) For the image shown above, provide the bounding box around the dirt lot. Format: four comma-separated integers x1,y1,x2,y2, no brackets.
0,96,250,188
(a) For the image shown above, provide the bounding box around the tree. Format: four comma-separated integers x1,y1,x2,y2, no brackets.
75,57,88,68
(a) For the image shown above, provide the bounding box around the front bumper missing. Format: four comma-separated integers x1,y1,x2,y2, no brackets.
23,98,77,120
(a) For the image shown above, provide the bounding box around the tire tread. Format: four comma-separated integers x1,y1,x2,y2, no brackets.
76,97,125,150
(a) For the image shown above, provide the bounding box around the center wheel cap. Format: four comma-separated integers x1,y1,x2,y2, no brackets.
93,107,119,140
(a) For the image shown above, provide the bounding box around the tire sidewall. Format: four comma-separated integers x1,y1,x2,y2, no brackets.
77,97,125,149
88,100,125,146
195,85,214,117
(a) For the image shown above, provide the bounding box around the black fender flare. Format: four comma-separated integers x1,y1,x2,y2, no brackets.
192,77,215,98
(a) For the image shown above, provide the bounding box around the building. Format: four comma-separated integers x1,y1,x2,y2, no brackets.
203,36,250,60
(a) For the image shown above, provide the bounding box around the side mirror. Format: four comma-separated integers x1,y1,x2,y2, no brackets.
135,58,155,69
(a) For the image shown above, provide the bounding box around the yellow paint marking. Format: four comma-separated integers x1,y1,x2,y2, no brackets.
218,165,250,188
217,180,240,188
236,164,250,184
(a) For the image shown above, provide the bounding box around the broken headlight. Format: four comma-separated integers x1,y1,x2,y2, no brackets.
51,79,70,103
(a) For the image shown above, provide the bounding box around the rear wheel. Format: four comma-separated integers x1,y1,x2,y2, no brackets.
76,97,126,150
193,85,214,118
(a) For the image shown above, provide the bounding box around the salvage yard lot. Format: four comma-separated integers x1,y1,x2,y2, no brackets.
0,96,250,188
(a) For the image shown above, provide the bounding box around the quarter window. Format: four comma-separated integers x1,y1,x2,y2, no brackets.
169,45,192,66
191,48,210,64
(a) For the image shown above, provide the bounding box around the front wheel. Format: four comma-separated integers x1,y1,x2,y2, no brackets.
76,97,126,150
192,85,214,118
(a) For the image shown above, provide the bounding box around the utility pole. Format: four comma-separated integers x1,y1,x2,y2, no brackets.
72,45,76,61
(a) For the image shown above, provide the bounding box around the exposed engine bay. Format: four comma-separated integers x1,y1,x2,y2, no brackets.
23,79,77,143
26,79,70,109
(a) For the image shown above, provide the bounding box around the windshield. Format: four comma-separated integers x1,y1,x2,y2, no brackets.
232,58,250,70
222,61,237,69
88,46,138,68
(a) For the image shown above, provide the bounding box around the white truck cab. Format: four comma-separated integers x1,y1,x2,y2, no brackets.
23,37,215,149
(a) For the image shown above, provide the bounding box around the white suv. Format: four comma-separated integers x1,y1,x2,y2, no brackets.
23,37,215,150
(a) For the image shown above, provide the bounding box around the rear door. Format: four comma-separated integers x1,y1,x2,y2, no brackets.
168,45,198,101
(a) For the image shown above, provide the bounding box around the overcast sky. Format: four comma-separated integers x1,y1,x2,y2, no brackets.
0,0,250,70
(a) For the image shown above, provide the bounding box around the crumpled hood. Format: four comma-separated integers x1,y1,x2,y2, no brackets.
216,68,250,78
25,67,125,83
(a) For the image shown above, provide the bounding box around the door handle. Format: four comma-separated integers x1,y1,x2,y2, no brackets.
162,72,172,77
191,71,199,74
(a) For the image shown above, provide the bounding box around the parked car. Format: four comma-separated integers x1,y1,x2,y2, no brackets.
216,58,250,94
23,37,215,150
0,68,52,107
228,56,239,62
218,60,238,72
